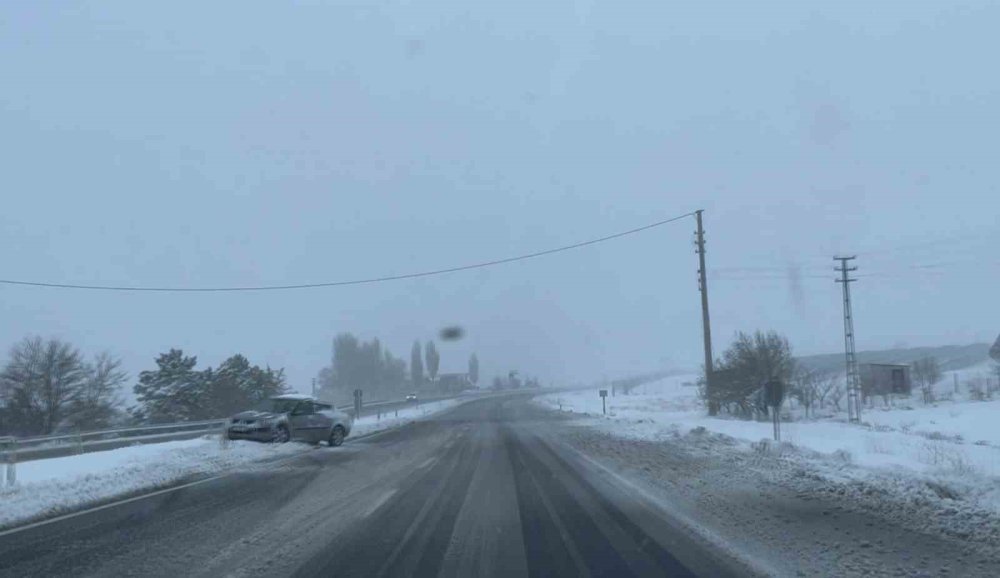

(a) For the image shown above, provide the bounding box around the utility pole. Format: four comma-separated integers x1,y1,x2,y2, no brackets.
835,256,862,423
695,210,717,415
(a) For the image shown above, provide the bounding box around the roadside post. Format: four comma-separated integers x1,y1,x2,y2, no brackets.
219,419,230,449
599,389,608,415
1,436,16,487
353,389,363,420
764,380,785,442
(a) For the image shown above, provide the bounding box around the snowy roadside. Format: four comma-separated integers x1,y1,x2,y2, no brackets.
536,376,1000,554
0,398,463,531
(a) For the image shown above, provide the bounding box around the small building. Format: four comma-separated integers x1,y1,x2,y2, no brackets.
859,363,911,397
437,373,472,392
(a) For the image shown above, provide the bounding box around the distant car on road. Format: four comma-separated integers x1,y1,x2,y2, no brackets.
227,394,352,446
405,393,418,401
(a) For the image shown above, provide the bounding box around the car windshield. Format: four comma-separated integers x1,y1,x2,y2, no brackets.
4,2,1000,578
255,399,300,415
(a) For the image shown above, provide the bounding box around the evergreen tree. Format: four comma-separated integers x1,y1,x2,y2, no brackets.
411,341,424,388
468,353,479,386
133,349,204,423
425,340,440,382
206,354,287,416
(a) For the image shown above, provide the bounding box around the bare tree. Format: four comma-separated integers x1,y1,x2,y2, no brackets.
912,356,942,404
828,383,846,412
66,352,127,430
706,330,796,417
791,368,819,418
1,337,88,435
967,374,990,401
814,372,840,410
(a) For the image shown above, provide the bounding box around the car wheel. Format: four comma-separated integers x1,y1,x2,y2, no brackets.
329,426,346,447
272,425,290,444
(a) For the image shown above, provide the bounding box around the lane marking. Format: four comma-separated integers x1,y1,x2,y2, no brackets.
362,489,398,519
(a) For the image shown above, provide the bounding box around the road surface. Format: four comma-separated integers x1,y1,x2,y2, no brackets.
0,395,747,577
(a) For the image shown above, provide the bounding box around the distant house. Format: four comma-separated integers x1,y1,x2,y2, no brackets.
437,373,471,392
859,363,911,398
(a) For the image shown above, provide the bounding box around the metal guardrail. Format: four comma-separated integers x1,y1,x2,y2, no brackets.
3,394,467,463
15,419,228,449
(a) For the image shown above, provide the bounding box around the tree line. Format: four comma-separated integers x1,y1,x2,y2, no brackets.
702,330,976,419
0,336,287,437
316,333,480,404
133,349,286,424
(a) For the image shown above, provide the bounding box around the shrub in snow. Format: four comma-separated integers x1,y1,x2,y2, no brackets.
831,449,853,465
918,442,976,476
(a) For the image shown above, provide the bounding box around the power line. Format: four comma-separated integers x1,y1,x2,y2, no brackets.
0,211,698,293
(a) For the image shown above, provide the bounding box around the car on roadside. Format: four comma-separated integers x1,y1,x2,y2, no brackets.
405,392,418,401
227,394,352,446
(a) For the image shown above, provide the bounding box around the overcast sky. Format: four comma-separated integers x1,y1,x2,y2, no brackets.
1,1,998,395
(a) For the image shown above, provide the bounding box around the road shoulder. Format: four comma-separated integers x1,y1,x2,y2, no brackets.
535,404,1000,577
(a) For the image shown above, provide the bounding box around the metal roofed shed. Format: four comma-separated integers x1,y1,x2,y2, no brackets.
859,363,911,399
271,393,314,401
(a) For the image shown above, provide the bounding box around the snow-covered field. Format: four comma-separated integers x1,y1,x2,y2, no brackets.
537,370,1000,516
0,398,462,530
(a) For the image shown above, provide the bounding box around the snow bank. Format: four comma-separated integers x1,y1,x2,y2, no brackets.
537,374,1000,516
0,398,463,530
352,399,461,438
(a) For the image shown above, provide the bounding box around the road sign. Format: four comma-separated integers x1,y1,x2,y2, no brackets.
764,380,785,408
763,380,785,442
599,390,608,398
599,390,608,415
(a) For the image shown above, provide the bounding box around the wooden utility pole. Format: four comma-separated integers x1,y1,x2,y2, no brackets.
695,210,717,415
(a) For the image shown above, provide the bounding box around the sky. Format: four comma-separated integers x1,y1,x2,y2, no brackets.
1,0,998,397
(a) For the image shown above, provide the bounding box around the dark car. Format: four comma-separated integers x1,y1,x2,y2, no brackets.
227,394,353,446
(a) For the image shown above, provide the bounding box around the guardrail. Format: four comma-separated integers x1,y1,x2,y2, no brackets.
6,420,229,464
3,393,470,464
15,419,228,449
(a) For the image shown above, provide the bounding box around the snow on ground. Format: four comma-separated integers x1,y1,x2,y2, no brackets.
537,373,1000,518
0,398,462,530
